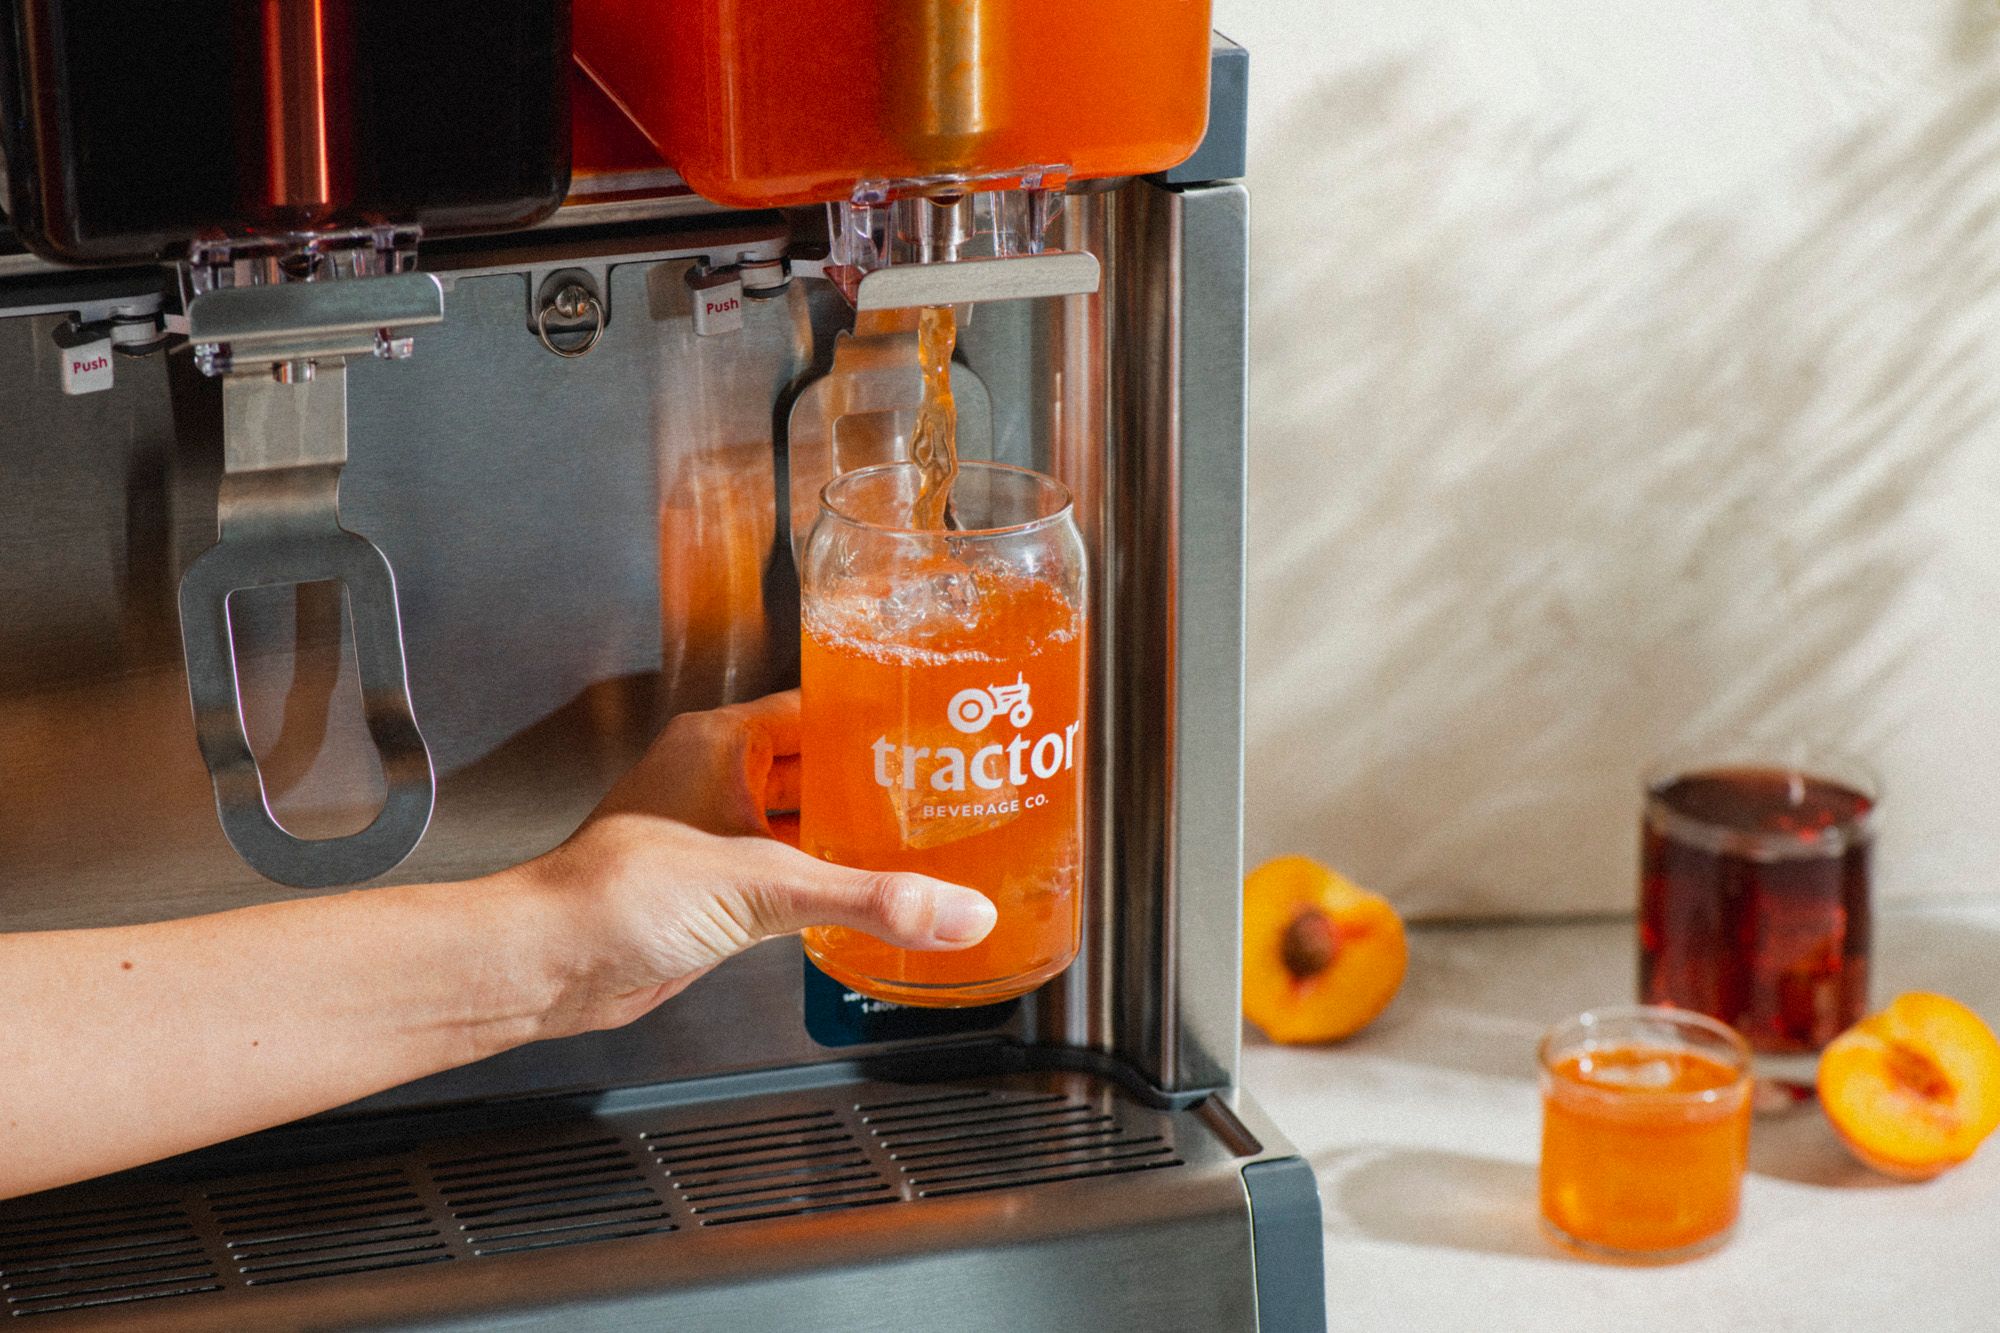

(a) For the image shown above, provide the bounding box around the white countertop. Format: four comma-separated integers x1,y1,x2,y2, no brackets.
1243,904,2000,1332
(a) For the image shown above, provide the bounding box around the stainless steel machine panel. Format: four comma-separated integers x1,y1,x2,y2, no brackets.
0,183,1250,1109
0,21,1326,1326
1,221,807,927
1107,180,1251,1095
0,216,1046,1111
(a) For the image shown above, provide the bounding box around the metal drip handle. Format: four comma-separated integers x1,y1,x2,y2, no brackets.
178,273,444,888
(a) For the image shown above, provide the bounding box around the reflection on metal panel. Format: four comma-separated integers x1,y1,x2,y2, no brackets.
954,193,1116,1055
786,308,994,562
0,237,806,932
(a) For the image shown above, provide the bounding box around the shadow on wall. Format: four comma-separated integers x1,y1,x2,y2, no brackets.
1246,50,2000,918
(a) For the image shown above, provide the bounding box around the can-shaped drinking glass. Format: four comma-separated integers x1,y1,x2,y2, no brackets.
799,462,1086,1006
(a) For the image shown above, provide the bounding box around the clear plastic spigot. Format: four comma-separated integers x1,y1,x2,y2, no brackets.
825,168,1071,305
186,224,419,297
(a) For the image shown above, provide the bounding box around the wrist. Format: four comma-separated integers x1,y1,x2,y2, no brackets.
483,833,648,1044
445,855,603,1055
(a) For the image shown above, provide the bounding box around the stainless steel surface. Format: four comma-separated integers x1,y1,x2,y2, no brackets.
0,280,168,325
1106,180,1251,1094
853,250,1102,310
1046,193,1119,1052
433,229,790,343
943,195,1116,1055
0,223,805,922
0,1065,1274,1331
0,248,98,280
185,272,445,368
0,198,729,288
524,188,725,231
533,271,606,358
567,165,684,200
0,221,1041,1111
952,180,1251,1091
0,179,1253,1103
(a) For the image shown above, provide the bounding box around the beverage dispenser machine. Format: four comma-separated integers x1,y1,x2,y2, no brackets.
0,0,1322,1326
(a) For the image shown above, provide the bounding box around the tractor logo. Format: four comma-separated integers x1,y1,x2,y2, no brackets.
947,675,1033,733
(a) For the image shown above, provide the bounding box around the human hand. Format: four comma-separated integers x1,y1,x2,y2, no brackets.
517,691,996,1035
590,689,805,843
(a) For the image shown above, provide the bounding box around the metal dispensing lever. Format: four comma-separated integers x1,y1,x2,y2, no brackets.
817,250,1101,310
178,273,444,889
811,184,1102,310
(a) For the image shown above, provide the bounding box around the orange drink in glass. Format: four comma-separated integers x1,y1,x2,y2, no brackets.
799,462,1085,1007
1539,1006,1753,1262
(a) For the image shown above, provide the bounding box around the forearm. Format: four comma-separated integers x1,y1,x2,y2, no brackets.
0,867,575,1200
0,755,992,1203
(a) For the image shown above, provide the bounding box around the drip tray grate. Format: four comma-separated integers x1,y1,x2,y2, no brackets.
0,1068,1213,1325
0,1204,218,1320
861,1088,1182,1197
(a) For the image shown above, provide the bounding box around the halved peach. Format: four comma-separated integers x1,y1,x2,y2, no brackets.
1243,855,1407,1044
1818,992,2000,1180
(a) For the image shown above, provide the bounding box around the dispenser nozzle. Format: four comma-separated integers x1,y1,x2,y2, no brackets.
824,173,1099,310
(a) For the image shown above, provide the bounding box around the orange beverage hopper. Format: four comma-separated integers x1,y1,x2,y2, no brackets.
572,0,1214,208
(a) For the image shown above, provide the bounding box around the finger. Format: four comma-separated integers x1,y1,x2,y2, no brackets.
714,693,799,836
723,689,800,759
764,754,801,813
740,844,996,950
590,691,805,837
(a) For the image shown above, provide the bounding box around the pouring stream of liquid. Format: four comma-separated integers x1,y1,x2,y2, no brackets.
910,304,959,530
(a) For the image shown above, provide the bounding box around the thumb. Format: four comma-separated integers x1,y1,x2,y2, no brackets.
746,846,997,951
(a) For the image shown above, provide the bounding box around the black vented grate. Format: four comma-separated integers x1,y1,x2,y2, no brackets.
0,1200,219,1319
646,1110,893,1226
433,1138,674,1255
207,1166,447,1287
860,1088,1183,1197
0,1071,1198,1323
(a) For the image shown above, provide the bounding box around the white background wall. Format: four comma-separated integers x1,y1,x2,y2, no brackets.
1214,1,2000,916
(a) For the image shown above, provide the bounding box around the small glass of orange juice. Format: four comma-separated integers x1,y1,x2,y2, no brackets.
1539,1006,1753,1262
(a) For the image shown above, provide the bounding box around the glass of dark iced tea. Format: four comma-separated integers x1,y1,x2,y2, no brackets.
1639,749,1877,1055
